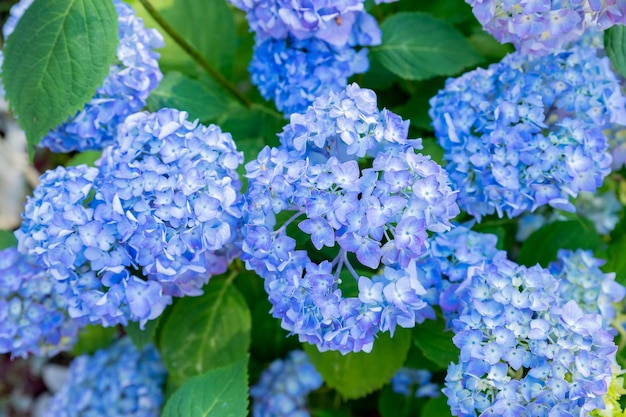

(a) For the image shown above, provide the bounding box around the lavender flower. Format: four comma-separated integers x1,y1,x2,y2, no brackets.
250,350,323,417
466,0,626,55
243,84,459,353
430,44,626,220
0,248,84,359
44,337,166,417
444,260,617,417
2,0,164,152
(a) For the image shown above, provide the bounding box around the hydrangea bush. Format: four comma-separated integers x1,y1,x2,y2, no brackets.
3,0,626,416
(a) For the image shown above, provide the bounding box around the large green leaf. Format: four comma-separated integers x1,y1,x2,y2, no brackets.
517,219,604,268
159,276,251,388
0,230,17,250
413,318,458,370
162,356,249,417
71,325,118,356
604,235,626,286
124,317,160,351
3,0,118,156
371,12,482,81
304,328,411,400
605,25,626,79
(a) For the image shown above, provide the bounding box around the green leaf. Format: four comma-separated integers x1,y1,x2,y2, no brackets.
3,0,118,157
159,276,251,388
422,395,453,417
162,356,249,417
517,219,604,268
0,230,17,250
71,325,117,356
371,12,482,81
250,300,300,362
413,318,458,370
378,384,425,417
147,0,237,76
604,236,626,286
66,150,102,167
304,328,412,400
147,72,239,123
124,317,160,351
605,25,626,79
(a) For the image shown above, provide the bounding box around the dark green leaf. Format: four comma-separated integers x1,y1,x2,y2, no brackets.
159,276,251,388
304,328,411,400
422,395,453,417
3,0,118,157
162,356,249,417
147,72,239,123
378,384,425,417
66,150,102,167
413,318,458,370
517,219,604,268
605,25,626,79
0,230,17,250
71,325,117,356
124,317,160,351
250,300,300,361
371,12,482,81
604,236,626,286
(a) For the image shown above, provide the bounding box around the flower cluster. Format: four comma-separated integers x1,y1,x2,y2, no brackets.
250,350,323,417
391,368,440,399
243,84,459,353
466,0,626,55
430,44,626,220
44,337,166,417
444,260,617,417
0,248,83,359
549,249,625,324
16,109,244,327
2,0,164,152
231,0,385,114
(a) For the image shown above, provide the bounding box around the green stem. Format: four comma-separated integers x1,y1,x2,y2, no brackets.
137,0,252,108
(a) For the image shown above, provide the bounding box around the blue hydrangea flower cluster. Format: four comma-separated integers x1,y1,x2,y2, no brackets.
391,368,440,399
231,0,386,114
0,247,84,359
250,350,323,417
466,0,626,55
16,109,244,327
549,249,626,324
444,260,617,417
44,337,166,417
430,44,626,221
2,0,164,153
243,84,459,353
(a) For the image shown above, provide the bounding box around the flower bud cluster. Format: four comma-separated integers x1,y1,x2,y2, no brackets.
44,338,166,417
250,350,323,417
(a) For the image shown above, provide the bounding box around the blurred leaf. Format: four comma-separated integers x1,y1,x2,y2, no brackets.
162,356,249,417
413,318,458,370
304,328,411,400
468,31,514,62
250,299,300,361
147,71,239,123
125,317,160,351
605,25,626,79
378,384,425,417
404,344,442,372
66,150,102,167
372,12,482,81
159,276,251,389
518,219,604,268
604,236,626,286
422,395,453,417
3,0,118,157
71,325,117,356
0,230,17,250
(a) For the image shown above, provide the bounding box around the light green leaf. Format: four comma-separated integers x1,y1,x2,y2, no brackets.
3,0,118,157
66,150,102,167
71,325,117,356
517,219,604,268
0,230,17,250
159,276,251,389
162,356,249,417
304,328,411,400
125,317,160,351
371,12,482,81
147,72,239,123
413,318,458,370
605,25,626,79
